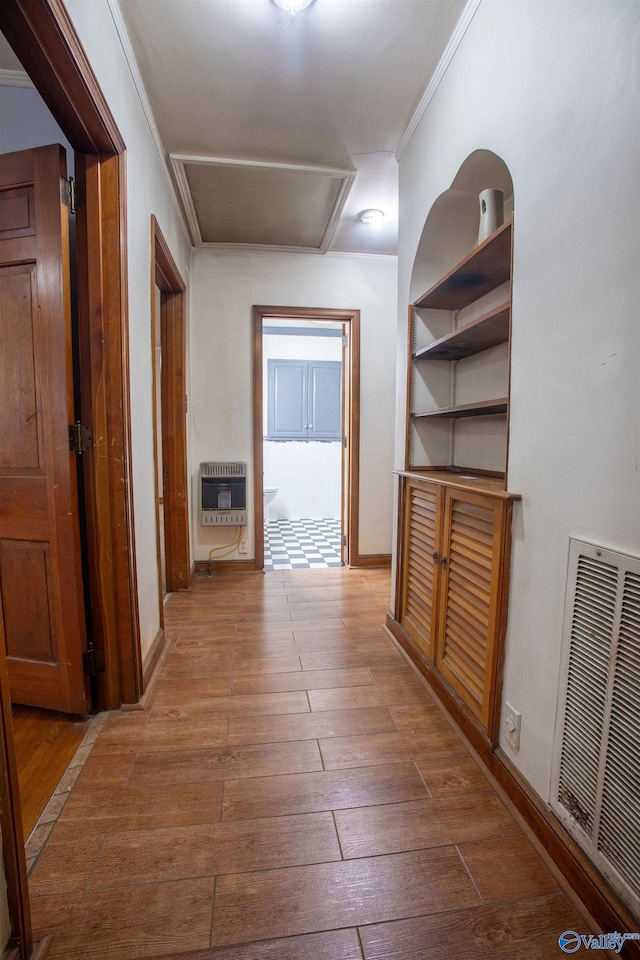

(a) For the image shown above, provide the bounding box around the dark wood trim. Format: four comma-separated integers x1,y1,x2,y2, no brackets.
75,151,141,710
346,313,361,567
392,475,406,622
194,560,260,576
252,306,361,570
74,153,120,708
98,151,141,708
151,217,190,594
0,627,29,957
404,304,413,471
0,0,124,155
142,627,167,693
252,309,265,572
150,234,164,628
349,554,391,568
385,611,640,957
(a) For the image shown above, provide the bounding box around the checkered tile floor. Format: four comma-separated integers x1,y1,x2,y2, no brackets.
264,518,343,570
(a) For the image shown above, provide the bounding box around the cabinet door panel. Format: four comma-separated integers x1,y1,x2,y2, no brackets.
436,490,504,725
400,480,442,659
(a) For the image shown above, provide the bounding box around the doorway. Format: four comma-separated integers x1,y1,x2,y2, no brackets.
0,3,138,954
252,306,361,570
151,217,190,604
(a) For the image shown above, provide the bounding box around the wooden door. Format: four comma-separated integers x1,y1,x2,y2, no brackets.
435,488,505,726
400,479,442,659
0,144,89,715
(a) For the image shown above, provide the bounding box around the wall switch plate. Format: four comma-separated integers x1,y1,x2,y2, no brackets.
238,538,248,555
504,701,522,750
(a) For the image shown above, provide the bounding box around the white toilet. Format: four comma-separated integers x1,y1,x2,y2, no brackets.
263,486,278,520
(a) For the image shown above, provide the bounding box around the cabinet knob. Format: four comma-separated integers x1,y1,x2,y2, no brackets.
432,552,439,564
441,555,448,568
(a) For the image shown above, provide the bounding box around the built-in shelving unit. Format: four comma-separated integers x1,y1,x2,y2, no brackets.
392,201,517,741
408,219,513,478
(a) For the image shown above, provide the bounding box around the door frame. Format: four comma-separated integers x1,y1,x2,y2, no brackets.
151,215,190,599
252,306,361,570
0,1,140,954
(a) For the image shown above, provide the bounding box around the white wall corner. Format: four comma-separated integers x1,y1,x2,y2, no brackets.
105,0,191,245
395,0,483,161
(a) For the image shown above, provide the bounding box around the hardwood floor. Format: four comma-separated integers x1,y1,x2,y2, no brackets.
11,705,91,840
27,568,590,960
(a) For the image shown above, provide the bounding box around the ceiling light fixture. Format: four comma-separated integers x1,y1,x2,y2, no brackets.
273,0,314,14
360,209,385,229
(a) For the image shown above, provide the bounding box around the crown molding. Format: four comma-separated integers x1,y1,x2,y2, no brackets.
0,68,33,88
169,155,203,245
170,154,355,180
105,0,190,245
396,0,483,161
192,245,397,262
323,250,397,262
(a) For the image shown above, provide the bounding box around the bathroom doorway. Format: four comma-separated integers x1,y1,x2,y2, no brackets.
252,306,361,570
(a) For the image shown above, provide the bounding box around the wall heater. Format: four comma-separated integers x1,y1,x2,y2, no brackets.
199,462,247,526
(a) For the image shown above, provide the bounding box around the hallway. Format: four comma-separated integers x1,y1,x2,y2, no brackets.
27,568,586,959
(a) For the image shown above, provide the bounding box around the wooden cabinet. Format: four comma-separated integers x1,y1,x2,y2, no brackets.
397,471,517,736
392,218,519,739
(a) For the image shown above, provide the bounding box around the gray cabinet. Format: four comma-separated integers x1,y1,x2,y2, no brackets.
267,359,341,440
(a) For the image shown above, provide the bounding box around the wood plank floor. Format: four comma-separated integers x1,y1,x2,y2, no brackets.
11,705,91,841
28,568,590,960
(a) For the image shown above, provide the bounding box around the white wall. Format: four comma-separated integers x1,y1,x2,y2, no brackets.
263,441,341,521
0,84,73,166
397,2,640,798
263,331,342,521
190,250,397,562
63,0,192,661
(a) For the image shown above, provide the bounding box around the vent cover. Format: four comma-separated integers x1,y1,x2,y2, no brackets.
201,462,246,478
552,539,640,915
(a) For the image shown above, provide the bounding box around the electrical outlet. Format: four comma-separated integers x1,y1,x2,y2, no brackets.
238,538,248,555
504,701,522,750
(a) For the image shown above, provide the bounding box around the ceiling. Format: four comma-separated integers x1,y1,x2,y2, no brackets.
0,0,468,255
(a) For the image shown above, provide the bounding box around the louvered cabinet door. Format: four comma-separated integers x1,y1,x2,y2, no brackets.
399,479,442,660
435,488,508,727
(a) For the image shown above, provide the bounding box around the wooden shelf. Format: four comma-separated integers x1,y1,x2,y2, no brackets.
414,303,510,361
414,221,512,310
413,398,508,419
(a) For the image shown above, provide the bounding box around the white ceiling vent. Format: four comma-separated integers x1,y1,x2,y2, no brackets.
552,538,640,916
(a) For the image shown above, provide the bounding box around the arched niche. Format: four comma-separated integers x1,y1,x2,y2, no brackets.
410,149,514,303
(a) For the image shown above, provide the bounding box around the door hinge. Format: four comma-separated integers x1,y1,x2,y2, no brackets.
342,335,348,347
69,422,93,454
342,535,347,547
61,176,85,214
83,648,105,676
343,436,347,449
